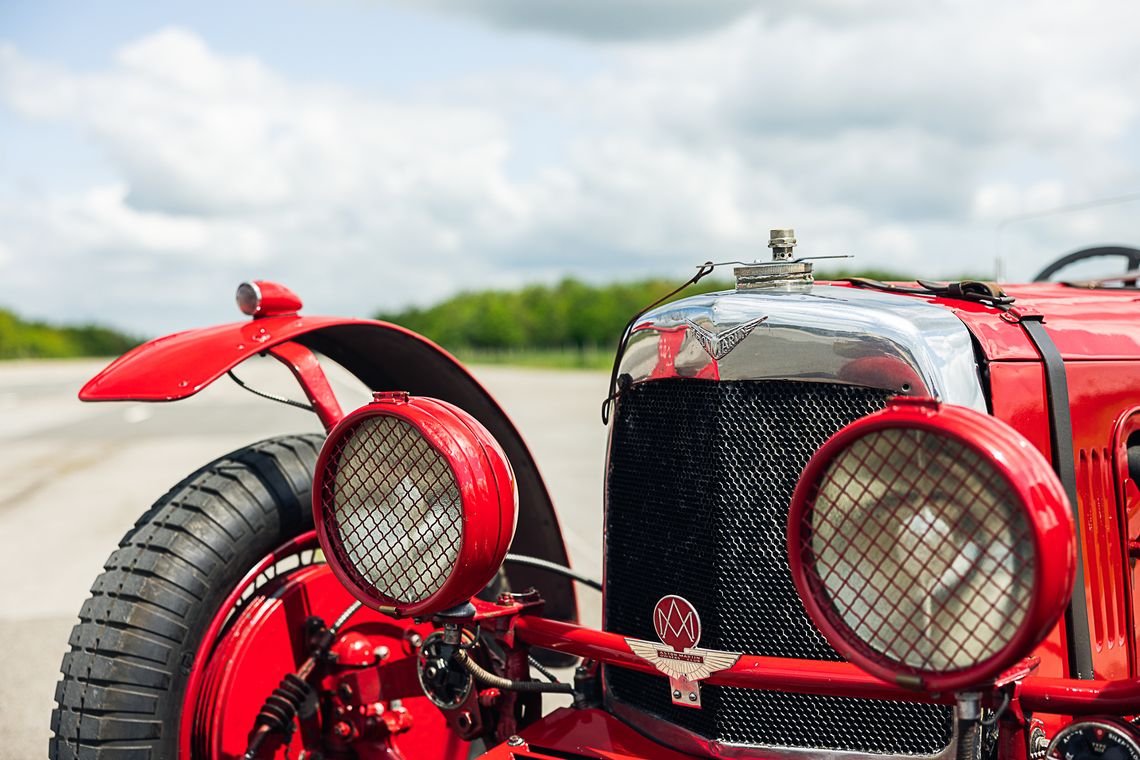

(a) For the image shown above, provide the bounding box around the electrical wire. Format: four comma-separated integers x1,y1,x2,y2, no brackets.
228,369,315,412
453,648,573,694
330,601,363,634
527,655,561,684
601,261,716,424
980,692,1011,727
503,553,602,591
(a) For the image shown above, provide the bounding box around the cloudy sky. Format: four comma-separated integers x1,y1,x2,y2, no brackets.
2,0,1138,334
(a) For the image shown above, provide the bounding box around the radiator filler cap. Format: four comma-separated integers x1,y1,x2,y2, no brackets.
735,228,814,290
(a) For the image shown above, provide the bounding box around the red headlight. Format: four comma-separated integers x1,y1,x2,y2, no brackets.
788,398,1075,692
313,392,517,617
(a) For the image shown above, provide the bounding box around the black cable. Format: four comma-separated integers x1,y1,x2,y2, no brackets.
330,601,362,634
528,655,561,684
228,369,315,412
980,692,1011,727
453,648,573,694
601,261,716,424
503,553,602,591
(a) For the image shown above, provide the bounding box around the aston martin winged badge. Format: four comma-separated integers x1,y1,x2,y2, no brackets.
685,316,768,361
625,595,740,708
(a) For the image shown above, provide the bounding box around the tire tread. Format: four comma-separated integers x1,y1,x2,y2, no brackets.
49,433,323,759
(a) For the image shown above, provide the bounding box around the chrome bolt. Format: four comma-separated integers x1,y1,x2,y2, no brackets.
376,645,390,661
956,691,982,721
507,735,525,747
688,692,698,702
768,228,797,260
672,690,682,699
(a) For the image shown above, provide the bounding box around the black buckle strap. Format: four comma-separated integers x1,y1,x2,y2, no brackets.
845,278,1016,309
1014,310,1095,680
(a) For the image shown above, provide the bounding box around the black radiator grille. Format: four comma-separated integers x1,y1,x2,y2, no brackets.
604,378,954,755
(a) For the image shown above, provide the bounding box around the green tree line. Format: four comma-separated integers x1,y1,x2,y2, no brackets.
1,268,922,362
0,308,141,359
376,268,912,352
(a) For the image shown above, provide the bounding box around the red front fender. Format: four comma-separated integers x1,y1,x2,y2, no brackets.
80,314,580,631
80,314,380,402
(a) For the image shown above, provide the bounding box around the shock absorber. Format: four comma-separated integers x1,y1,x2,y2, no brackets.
243,602,363,758
243,670,318,759
252,674,313,738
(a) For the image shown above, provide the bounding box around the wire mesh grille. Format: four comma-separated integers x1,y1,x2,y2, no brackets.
321,415,462,604
803,427,1034,675
607,667,954,755
605,378,954,755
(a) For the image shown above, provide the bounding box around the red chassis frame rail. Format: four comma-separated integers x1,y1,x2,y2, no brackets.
511,616,1140,715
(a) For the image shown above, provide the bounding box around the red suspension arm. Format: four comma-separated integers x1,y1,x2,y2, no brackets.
513,616,1140,714
512,616,951,704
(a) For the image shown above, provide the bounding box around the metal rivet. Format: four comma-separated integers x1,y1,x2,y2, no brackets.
672,690,682,699
507,735,525,747
688,692,698,702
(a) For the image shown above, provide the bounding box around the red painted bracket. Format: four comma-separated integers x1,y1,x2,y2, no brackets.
266,341,343,432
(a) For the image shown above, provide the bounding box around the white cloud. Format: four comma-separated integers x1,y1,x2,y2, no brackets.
1,6,1139,333
0,27,537,330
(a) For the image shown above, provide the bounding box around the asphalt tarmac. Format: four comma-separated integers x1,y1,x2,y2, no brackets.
0,358,609,758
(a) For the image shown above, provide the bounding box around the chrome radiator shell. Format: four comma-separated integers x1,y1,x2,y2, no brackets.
617,284,986,411
603,283,983,759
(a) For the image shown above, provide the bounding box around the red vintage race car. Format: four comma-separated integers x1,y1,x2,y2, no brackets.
50,234,1140,760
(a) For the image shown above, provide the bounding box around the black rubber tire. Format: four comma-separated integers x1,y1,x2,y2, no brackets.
49,434,324,760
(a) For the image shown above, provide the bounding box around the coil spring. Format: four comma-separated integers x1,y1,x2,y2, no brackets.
256,673,312,732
